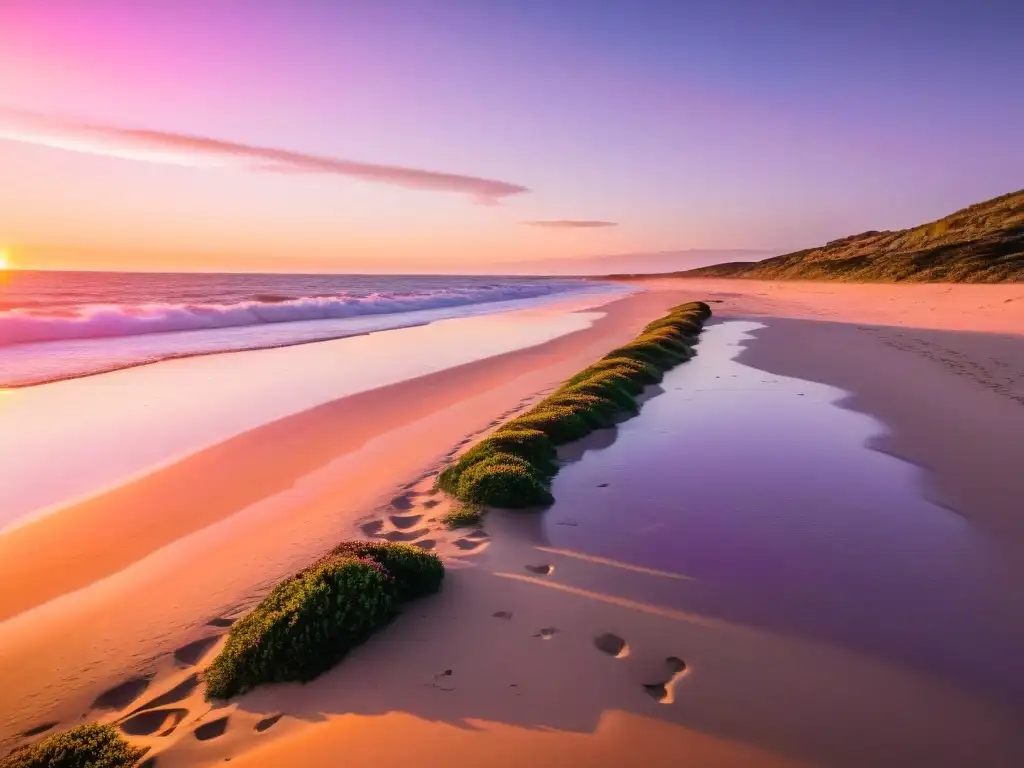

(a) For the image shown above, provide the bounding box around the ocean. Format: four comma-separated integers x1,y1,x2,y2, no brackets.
0,271,606,387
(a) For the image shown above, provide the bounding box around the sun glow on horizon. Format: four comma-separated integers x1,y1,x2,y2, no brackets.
0,250,8,270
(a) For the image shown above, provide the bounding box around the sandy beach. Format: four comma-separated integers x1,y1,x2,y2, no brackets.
2,278,1023,767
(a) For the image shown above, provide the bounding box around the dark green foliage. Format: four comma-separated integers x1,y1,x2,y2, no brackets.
330,540,444,601
565,357,662,389
204,540,444,700
463,429,559,476
605,338,687,367
441,503,484,528
205,555,396,699
432,301,713,509
678,189,1023,283
436,429,558,495
557,374,639,412
541,393,619,428
0,724,145,768
506,406,592,444
456,453,554,508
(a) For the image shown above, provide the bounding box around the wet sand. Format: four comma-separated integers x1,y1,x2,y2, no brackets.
3,279,1023,767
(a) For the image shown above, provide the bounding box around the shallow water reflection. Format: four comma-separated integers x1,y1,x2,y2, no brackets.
546,321,1024,706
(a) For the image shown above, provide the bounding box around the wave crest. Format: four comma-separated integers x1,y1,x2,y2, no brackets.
0,283,573,347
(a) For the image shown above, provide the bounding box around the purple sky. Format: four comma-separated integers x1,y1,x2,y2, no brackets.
0,0,1020,272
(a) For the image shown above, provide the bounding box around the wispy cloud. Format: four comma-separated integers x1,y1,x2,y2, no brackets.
523,220,617,229
0,109,529,204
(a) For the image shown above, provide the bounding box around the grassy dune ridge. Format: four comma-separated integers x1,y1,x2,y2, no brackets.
636,190,1023,283
436,300,712,508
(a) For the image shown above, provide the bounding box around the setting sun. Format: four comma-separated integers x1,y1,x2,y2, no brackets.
0,250,8,270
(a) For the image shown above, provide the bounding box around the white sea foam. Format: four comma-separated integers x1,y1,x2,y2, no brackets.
0,282,573,347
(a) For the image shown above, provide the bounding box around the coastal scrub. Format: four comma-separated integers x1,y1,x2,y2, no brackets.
435,300,712,508
0,724,146,768
204,541,443,700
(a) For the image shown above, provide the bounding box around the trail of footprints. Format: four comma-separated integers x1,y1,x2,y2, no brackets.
360,484,492,554
17,611,286,760
493,564,689,704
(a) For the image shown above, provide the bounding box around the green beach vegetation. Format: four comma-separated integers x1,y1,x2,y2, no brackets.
435,300,711,509
0,724,146,768
441,502,485,529
204,541,443,700
667,190,1023,283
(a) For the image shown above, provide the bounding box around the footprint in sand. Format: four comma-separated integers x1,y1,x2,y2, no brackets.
127,673,200,715
92,677,153,710
453,536,488,551
524,564,554,576
206,617,236,629
382,527,431,543
360,520,385,537
422,499,440,509
414,539,437,551
389,513,424,530
194,715,230,741
390,494,415,510
20,722,58,738
533,627,559,640
254,714,283,733
643,657,687,704
120,707,190,737
593,633,629,658
492,611,513,620
173,636,220,666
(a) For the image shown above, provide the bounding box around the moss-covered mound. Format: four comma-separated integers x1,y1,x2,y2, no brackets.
205,542,443,700
0,724,145,768
437,429,558,495
434,300,712,509
456,453,554,508
329,540,444,601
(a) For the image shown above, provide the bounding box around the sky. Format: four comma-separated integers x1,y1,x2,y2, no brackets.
0,0,1021,274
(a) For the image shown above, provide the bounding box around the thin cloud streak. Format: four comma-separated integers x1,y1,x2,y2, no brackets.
0,109,529,204
523,220,618,229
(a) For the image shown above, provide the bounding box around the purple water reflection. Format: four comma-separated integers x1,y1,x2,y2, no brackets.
545,321,1024,706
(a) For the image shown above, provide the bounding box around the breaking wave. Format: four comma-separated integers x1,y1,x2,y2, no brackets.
0,282,575,347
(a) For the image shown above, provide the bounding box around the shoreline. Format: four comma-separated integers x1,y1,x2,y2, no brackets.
0,283,693,743
3,278,1023,766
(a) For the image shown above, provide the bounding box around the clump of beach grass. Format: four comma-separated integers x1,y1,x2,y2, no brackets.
442,503,484,529
204,541,443,700
434,300,712,509
0,724,146,768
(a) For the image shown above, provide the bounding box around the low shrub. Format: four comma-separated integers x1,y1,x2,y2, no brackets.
541,393,619,428
556,374,639,412
442,503,484,528
456,453,554,508
436,430,558,498
565,357,661,389
330,540,444,601
672,301,712,320
605,338,684,367
432,300,711,510
463,429,559,476
506,406,593,445
205,542,443,700
0,724,146,768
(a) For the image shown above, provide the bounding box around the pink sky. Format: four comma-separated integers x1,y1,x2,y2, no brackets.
0,1,1020,273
